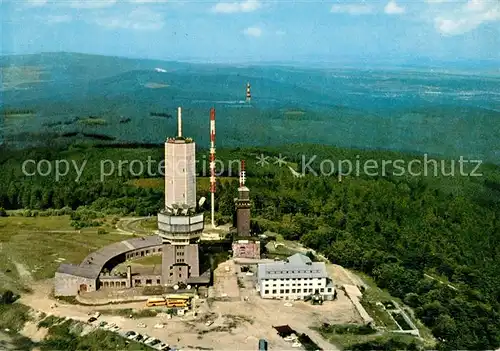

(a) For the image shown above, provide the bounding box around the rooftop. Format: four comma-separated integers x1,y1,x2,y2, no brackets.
166,137,193,144
56,235,162,280
257,253,327,280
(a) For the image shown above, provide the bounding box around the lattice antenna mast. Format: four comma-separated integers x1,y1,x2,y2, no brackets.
210,108,216,228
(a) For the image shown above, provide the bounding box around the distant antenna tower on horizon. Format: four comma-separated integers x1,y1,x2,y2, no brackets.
246,82,251,103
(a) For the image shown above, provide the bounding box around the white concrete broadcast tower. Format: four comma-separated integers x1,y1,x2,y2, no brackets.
158,107,204,285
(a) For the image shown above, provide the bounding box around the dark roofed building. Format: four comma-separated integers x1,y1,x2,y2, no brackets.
54,235,163,296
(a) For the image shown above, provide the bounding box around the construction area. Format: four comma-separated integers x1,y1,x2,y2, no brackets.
17,259,367,351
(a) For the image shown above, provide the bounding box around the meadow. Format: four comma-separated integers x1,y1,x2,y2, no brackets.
0,215,131,292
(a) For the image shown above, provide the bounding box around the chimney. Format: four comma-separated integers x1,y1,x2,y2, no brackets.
177,107,182,137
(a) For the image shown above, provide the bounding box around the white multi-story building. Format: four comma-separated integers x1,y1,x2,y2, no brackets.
257,253,335,300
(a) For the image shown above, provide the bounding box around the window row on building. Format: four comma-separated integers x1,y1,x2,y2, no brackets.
125,247,162,260
263,287,333,295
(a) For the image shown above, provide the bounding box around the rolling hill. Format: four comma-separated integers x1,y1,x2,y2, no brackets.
1,52,499,163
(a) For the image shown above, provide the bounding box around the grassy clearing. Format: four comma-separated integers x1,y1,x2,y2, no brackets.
315,323,380,349
139,217,158,231
317,323,423,350
144,82,169,89
0,216,131,288
78,118,108,126
126,178,163,190
0,303,32,332
264,240,302,259
318,331,381,350
354,271,435,348
38,315,66,328
128,255,162,266
0,302,148,350
127,176,236,192
284,110,306,116
359,290,399,330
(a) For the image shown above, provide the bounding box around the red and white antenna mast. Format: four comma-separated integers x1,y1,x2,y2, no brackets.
210,108,216,228
246,83,251,103
240,160,246,187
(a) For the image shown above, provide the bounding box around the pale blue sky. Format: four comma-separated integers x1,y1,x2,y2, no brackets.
1,0,499,63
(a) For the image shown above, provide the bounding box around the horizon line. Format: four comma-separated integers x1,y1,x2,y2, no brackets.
1,51,499,72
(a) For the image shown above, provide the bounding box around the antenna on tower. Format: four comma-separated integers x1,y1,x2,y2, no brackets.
239,160,246,187
209,108,216,229
246,83,251,103
177,107,182,137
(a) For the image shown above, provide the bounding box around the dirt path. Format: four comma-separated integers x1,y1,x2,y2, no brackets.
116,217,152,236
424,274,458,291
14,261,33,283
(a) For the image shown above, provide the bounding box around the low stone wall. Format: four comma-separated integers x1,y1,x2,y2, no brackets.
390,300,420,337
75,293,152,305
343,284,374,326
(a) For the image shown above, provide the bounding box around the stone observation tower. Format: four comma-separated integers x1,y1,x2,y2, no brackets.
157,107,204,285
232,159,260,259
234,160,251,236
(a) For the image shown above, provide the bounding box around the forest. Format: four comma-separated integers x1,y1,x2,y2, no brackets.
0,142,499,350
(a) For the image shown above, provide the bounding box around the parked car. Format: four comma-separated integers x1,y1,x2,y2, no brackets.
149,339,161,347
99,321,107,328
110,325,120,332
125,331,136,338
144,337,157,345
134,334,144,342
87,317,97,323
156,344,169,351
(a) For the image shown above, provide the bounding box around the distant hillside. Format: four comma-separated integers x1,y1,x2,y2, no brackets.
1,52,499,163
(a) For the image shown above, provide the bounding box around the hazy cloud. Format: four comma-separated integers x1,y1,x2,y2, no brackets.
243,26,262,37
95,8,164,30
68,0,117,8
384,0,405,14
212,0,261,13
330,4,373,15
46,14,73,23
128,0,169,3
24,0,48,6
434,0,500,35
